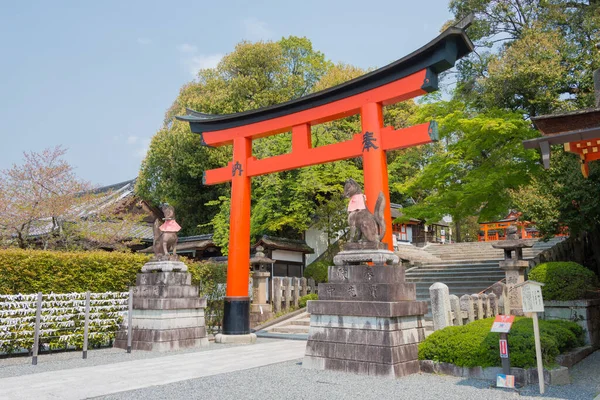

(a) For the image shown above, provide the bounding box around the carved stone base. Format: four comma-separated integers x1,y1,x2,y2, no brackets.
141,260,188,272
113,271,207,352
334,249,399,266
343,242,388,251
303,262,426,378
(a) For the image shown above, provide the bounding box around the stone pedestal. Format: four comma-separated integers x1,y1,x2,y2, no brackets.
500,259,528,316
250,270,273,327
303,252,427,378
114,268,208,352
493,235,533,317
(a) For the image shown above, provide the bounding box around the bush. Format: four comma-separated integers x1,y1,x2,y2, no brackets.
418,317,584,368
528,261,599,300
304,259,330,283
0,248,226,294
299,293,318,308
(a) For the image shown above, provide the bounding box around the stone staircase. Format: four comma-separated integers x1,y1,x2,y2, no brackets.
259,311,311,336
404,238,565,333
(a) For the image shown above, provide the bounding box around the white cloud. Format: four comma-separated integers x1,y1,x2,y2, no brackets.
135,138,152,159
177,43,198,54
243,17,273,41
176,43,222,77
126,136,138,145
186,54,223,76
137,37,152,45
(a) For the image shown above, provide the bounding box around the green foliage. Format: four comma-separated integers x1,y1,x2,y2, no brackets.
396,101,540,235
528,262,599,301
138,36,337,241
299,293,318,308
304,259,330,283
418,317,584,368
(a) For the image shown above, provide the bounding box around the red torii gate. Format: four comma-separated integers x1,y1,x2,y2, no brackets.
178,26,473,336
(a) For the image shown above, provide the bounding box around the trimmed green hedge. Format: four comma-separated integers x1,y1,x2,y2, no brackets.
0,248,226,295
528,261,599,301
418,317,584,368
299,293,318,308
304,259,329,283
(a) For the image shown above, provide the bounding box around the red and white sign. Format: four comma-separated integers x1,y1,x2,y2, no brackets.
491,315,515,333
499,339,509,358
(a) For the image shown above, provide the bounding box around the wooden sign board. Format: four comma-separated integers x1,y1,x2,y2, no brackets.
521,282,544,313
491,315,515,333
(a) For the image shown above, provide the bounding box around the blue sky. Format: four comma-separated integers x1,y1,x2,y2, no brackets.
0,0,453,186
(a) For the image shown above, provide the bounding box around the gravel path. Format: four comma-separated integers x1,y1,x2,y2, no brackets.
0,338,279,379
99,350,600,400
1,343,598,399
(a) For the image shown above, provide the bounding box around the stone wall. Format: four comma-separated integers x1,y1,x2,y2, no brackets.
542,299,600,347
529,231,600,277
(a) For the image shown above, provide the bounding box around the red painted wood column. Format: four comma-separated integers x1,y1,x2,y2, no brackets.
361,102,393,250
223,136,252,334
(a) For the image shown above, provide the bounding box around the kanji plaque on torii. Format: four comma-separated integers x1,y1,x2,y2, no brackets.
178,26,473,337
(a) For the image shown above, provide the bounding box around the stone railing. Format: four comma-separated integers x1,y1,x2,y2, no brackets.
429,282,508,331
271,277,317,313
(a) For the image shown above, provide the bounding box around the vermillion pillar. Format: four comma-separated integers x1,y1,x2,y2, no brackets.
361,102,393,250
223,137,252,335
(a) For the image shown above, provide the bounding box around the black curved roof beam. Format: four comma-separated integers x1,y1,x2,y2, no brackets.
177,26,473,136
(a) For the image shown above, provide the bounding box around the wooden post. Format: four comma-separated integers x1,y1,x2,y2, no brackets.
32,292,42,365
82,291,91,359
126,287,133,353
532,312,545,394
273,278,282,313
292,277,299,308
361,102,393,250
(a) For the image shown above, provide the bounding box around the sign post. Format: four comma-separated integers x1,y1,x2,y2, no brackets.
491,314,515,387
517,280,545,394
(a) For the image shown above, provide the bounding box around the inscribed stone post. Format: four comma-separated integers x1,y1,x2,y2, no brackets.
460,294,475,323
430,283,452,330
449,294,462,326
292,277,299,308
300,277,308,297
488,293,498,316
273,278,282,313
472,294,484,320
285,278,293,310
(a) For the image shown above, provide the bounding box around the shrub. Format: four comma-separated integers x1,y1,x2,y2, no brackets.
528,261,599,301
418,317,584,368
299,293,318,308
304,259,330,283
0,248,226,295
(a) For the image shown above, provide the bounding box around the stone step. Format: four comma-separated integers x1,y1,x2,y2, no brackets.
407,267,502,274
291,318,311,326
407,275,504,282
419,260,500,267
270,324,310,334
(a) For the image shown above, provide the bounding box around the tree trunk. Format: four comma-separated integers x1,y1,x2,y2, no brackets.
455,218,462,242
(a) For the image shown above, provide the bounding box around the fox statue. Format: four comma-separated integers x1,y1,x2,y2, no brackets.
343,179,386,243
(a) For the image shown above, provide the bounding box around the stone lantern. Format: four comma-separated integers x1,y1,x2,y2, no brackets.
249,246,274,326
492,225,532,316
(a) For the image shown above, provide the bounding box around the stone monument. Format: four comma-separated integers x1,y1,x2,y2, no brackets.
303,181,427,378
249,246,274,327
492,225,533,316
114,204,208,351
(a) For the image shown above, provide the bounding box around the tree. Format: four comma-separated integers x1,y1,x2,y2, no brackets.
396,100,540,241
137,36,333,239
450,0,600,114
0,147,91,248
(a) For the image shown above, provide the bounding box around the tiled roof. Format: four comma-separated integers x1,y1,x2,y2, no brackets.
253,235,314,254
